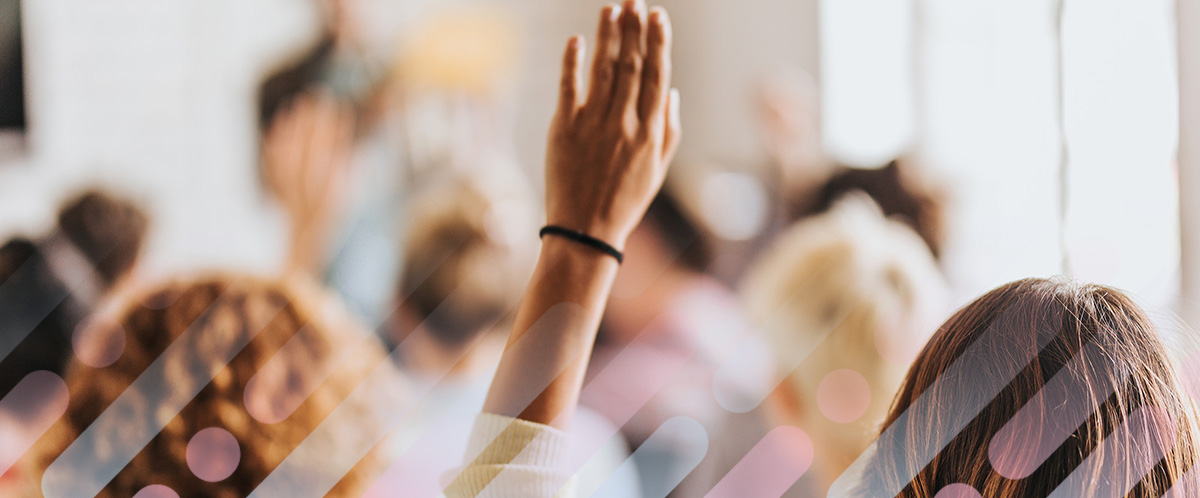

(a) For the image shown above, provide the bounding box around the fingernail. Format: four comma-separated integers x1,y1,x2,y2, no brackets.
604,5,619,22
568,36,580,49
652,7,669,25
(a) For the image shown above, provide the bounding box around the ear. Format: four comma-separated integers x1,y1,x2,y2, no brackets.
765,377,807,427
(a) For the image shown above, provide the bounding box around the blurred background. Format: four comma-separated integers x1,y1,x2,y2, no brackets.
6,1,1200,496
0,0,1192,318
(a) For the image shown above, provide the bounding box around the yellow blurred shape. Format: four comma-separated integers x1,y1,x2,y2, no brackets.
398,7,521,94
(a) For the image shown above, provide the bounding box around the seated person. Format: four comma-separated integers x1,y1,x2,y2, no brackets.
444,0,679,495
738,195,949,495
849,278,1200,497
0,189,149,396
585,189,767,497
446,3,1200,498
21,275,397,497
0,190,147,492
372,179,638,497
757,68,946,259
791,159,946,259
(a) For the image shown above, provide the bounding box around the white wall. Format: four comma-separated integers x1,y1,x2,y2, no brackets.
0,0,1184,311
0,0,324,275
1180,0,1200,325
0,0,823,277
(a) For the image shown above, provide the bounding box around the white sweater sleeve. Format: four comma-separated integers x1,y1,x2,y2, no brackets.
444,413,578,498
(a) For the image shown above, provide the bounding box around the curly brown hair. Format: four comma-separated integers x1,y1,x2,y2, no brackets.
24,275,396,497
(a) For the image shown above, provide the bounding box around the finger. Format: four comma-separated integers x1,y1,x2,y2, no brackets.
638,7,672,122
301,92,336,204
307,91,349,204
318,105,355,211
585,5,622,113
662,88,682,163
266,100,305,202
291,93,319,183
558,35,585,119
309,91,342,167
609,0,647,121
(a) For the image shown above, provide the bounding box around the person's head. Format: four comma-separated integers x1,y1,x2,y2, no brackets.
394,180,536,349
796,159,946,259
55,189,149,287
27,275,391,497
0,190,147,395
742,196,948,481
632,189,711,273
856,278,1200,497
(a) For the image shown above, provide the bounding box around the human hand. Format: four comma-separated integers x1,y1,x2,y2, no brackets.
544,0,680,251
262,90,356,275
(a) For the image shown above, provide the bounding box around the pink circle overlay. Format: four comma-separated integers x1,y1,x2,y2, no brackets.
934,483,983,498
816,369,872,423
132,485,180,498
186,427,241,482
73,317,126,368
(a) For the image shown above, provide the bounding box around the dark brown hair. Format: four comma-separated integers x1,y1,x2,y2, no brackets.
56,189,149,287
396,181,531,347
794,159,945,259
0,190,146,399
857,278,1200,497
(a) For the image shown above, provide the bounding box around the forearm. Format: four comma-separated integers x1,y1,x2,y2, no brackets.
482,236,619,430
284,218,333,277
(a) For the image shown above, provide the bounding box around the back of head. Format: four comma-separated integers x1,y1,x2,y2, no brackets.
857,278,1200,497
0,190,146,400
796,159,946,259
55,189,149,287
397,180,536,347
28,275,391,497
742,196,947,469
640,189,711,272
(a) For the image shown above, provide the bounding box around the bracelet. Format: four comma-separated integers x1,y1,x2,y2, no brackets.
539,225,624,264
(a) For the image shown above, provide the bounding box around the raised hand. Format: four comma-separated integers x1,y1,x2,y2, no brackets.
261,90,356,276
545,0,680,251
473,2,680,436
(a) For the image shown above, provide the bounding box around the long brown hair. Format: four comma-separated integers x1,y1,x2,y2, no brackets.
856,278,1200,497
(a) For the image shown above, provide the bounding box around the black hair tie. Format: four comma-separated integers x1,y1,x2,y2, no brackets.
539,226,624,264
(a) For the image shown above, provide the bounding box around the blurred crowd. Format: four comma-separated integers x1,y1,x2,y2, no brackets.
0,0,1194,497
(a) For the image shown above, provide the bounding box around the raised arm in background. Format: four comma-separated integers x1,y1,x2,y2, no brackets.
482,0,680,429
262,90,356,277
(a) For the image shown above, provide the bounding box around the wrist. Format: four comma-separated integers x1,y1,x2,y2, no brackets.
539,226,624,264
543,217,630,252
539,234,622,272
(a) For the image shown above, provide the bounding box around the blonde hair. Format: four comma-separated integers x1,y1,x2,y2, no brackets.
398,179,536,346
742,196,947,469
26,275,395,497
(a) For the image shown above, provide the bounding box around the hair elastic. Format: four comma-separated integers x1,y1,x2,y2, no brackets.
539,225,624,264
